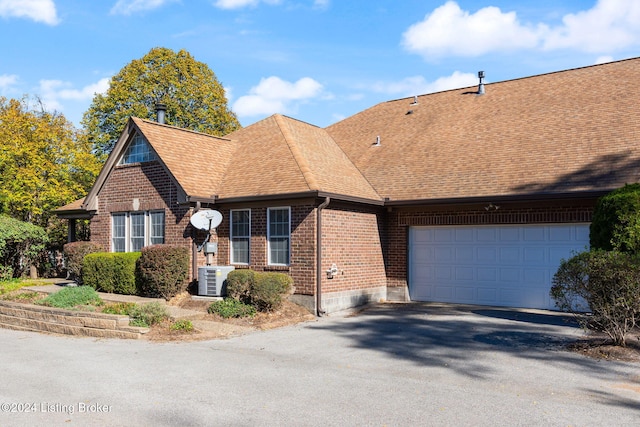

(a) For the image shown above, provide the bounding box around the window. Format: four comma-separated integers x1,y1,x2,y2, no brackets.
120,133,157,165
230,209,250,264
111,211,165,252
267,207,290,265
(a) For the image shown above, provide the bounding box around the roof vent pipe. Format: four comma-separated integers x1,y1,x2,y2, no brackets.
477,71,485,95
156,103,166,124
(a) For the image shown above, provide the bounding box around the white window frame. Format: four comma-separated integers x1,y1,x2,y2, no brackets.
120,133,157,165
111,210,165,252
230,209,251,265
267,207,291,266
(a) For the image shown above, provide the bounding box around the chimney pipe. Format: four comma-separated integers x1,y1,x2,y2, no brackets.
156,103,166,124
477,71,485,95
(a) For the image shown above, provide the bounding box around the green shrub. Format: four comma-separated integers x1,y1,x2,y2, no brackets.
226,269,255,303
36,286,102,309
0,215,48,278
128,302,169,327
82,252,140,295
551,250,640,346
170,319,194,332
590,183,640,253
63,241,102,284
102,302,137,315
136,245,189,300
0,265,13,282
226,270,293,312
208,298,256,318
250,272,293,312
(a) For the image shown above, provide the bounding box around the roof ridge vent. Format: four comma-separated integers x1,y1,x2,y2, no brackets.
477,71,485,95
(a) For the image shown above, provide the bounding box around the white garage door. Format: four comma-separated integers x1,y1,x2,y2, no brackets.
409,224,590,310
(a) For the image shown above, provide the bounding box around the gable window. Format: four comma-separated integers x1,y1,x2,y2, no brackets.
230,209,250,264
267,207,290,265
120,133,157,165
111,211,165,252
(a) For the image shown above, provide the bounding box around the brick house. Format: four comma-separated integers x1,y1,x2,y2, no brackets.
57,57,640,314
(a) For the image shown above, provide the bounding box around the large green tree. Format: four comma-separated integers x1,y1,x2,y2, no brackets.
0,97,100,231
82,47,241,158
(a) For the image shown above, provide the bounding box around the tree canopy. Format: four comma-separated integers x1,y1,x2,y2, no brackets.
0,96,100,231
82,47,241,158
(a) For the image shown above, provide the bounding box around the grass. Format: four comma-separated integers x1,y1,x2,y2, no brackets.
36,286,103,309
128,302,169,327
208,298,256,318
170,319,194,332
0,278,47,295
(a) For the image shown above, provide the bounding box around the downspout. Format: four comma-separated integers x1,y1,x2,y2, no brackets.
192,201,201,283
316,197,330,316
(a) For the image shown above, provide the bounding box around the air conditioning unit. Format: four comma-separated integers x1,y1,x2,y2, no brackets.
198,266,235,297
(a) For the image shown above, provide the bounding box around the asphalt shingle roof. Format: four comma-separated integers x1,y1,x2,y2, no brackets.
326,57,640,202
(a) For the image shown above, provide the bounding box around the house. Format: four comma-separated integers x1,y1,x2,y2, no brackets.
56,57,640,315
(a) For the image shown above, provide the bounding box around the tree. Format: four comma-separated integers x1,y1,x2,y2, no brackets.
0,97,101,233
0,215,48,278
82,47,241,158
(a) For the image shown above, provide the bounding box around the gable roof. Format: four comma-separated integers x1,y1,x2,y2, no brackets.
326,57,640,203
219,114,380,201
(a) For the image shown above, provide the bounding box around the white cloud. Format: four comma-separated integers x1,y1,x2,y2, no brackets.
595,55,614,64
402,1,543,58
313,0,330,10
110,0,176,15
233,76,323,117
213,0,281,10
371,71,477,96
0,74,18,91
0,0,59,25
38,78,110,112
402,0,640,59
543,0,640,52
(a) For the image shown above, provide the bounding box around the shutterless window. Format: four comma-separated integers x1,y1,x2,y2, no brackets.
267,207,290,265
111,211,165,252
230,209,250,264
112,214,126,252
120,133,157,165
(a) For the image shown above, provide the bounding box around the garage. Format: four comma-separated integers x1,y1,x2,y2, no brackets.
408,224,590,310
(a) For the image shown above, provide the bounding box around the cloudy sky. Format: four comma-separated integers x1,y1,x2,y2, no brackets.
1,0,639,128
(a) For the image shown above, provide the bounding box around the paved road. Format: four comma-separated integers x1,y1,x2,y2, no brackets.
1,303,638,426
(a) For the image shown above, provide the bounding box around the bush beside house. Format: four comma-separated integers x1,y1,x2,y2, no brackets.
226,270,293,312
63,241,102,284
136,245,189,299
82,252,140,295
552,184,640,347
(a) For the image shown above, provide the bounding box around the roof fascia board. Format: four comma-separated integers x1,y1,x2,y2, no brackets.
184,191,384,207
385,191,609,207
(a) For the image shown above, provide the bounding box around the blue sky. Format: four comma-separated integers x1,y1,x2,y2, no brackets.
1,0,639,129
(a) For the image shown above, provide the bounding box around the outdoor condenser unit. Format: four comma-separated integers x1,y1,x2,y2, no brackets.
197,266,235,297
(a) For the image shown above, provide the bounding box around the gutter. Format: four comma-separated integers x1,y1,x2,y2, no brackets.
316,197,330,316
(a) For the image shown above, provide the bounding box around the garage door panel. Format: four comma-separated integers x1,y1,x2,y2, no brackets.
409,224,590,310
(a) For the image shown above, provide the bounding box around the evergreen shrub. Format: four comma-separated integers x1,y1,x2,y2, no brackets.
82,252,140,295
136,245,189,300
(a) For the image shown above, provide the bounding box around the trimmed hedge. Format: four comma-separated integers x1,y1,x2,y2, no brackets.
82,252,141,295
226,270,293,312
63,241,102,284
136,245,189,299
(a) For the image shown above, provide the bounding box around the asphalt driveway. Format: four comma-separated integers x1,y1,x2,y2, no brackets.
1,303,638,426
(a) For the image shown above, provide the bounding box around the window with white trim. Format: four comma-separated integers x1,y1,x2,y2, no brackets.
230,209,250,264
111,211,165,252
120,133,157,165
267,207,290,265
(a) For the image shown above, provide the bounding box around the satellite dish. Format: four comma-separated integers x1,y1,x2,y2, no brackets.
190,210,222,231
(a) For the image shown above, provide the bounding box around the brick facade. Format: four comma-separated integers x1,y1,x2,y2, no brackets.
89,161,194,269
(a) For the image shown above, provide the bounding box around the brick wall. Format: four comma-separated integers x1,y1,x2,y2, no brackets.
89,161,194,273
320,205,387,293
385,202,595,288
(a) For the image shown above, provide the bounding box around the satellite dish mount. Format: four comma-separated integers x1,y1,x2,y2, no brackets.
189,210,223,264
